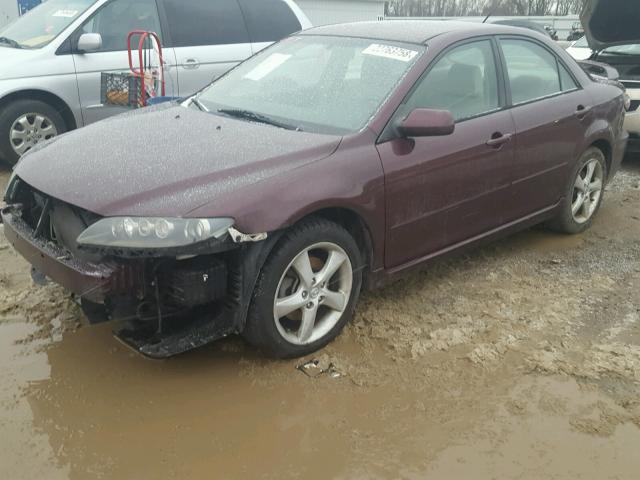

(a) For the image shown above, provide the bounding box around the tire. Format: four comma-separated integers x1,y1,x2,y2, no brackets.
548,147,607,234
0,99,67,166
243,217,363,358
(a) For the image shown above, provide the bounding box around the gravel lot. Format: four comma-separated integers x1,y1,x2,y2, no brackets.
1,159,639,479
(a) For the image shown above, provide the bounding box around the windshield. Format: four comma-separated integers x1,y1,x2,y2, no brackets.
574,36,589,47
0,0,95,49
602,44,640,55
196,35,424,134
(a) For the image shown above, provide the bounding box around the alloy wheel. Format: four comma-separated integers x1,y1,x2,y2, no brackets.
10,113,58,157
273,242,353,345
571,158,604,224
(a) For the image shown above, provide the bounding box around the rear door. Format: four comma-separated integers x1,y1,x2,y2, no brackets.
377,39,516,268
71,0,178,125
498,37,591,216
236,0,303,54
160,0,252,97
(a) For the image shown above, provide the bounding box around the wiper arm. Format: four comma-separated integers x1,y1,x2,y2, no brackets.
217,109,302,131
190,97,209,112
0,37,23,49
601,50,638,56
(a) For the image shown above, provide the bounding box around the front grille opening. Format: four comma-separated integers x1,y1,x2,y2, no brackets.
8,178,101,254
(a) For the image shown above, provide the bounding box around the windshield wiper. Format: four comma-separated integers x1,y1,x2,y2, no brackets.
217,109,302,131
189,97,209,112
601,50,640,56
0,37,23,49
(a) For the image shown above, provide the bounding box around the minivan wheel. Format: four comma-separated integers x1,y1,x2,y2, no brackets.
548,147,607,234
0,99,66,165
243,218,363,358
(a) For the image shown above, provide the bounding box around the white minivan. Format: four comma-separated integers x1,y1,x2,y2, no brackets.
0,0,311,164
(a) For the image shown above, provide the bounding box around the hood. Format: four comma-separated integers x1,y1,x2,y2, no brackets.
0,47,47,81
581,0,640,51
15,104,342,217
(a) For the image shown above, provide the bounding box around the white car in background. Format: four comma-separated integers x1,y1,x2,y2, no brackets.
0,0,311,165
566,36,592,61
581,0,640,153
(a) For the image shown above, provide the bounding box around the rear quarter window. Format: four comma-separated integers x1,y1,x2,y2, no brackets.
163,0,249,47
237,0,302,43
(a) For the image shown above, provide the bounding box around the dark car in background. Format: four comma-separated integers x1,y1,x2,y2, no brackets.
580,0,640,151
2,21,628,359
492,19,557,40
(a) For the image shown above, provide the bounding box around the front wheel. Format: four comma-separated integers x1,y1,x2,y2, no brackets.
243,218,363,358
548,147,607,234
0,99,66,165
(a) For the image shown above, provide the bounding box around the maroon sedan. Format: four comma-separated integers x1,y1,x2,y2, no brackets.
1,21,628,358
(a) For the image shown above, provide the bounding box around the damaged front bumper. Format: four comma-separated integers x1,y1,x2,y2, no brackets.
1,201,273,359
2,207,120,303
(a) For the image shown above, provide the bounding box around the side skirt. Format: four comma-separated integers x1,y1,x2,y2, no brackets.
369,201,562,289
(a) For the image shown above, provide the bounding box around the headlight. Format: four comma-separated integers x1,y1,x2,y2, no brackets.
624,92,632,111
76,217,234,249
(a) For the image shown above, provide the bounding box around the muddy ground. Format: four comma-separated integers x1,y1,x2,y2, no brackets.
1,160,640,479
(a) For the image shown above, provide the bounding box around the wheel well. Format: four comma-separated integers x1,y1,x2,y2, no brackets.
590,139,612,177
0,90,77,131
305,208,374,286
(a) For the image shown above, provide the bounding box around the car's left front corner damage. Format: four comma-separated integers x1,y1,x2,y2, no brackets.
1,175,277,358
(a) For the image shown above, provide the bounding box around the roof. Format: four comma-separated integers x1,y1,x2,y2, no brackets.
300,20,501,45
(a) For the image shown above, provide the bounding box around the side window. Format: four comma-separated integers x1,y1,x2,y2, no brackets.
163,0,249,47
404,40,500,122
237,0,302,43
559,62,579,91
80,0,161,52
501,39,562,104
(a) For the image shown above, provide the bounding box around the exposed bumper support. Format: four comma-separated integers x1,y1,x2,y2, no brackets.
1,207,118,303
114,307,235,359
228,227,267,243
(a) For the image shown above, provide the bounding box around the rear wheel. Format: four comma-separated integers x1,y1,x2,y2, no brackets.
548,147,606,234
0,99,66,165
243,218,363,358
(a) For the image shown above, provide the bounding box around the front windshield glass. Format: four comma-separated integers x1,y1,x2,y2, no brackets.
603,44,640,55
574,36,589,47
0,0,95,49
196,35,424,134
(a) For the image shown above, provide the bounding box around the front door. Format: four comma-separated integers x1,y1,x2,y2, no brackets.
377,39,516,269
160,0,252,97
71,0,178,125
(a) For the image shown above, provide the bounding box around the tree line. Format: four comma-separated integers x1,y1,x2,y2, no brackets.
386,0,585,17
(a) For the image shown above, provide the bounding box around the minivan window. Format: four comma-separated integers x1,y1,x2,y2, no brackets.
0,0,94,48
237,0,302,43
403,40,500,122
79,0,161,52
501,39,562,104
196,36,424,134
163,0,249,47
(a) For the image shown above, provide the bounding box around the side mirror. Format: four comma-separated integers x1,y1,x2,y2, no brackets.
77,33,102,53
398,108,455,137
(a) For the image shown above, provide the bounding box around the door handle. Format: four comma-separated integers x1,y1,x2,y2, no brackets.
183,58,200,70
486,133,513,148
574,105,591,119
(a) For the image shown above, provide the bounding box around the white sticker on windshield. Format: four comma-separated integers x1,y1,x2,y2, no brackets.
362,44,418,62
52,9,78,17
244,53,291,81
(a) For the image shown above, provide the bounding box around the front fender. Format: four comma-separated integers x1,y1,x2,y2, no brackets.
188,132,387,270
